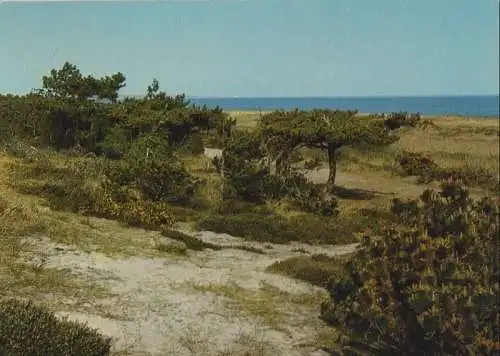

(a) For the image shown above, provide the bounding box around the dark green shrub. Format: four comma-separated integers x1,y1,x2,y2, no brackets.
321,180,500,355
98,126,133,159
0,298,111,356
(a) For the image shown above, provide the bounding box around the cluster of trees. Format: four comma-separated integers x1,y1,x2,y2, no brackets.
216,109,419,210
0,62,228,158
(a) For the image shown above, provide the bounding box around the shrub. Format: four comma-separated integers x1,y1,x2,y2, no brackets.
396,151,439,182
0,298,111,356
383,111,421,130
321,180,499,355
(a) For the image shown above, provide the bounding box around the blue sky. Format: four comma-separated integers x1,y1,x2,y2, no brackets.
0,0,498,97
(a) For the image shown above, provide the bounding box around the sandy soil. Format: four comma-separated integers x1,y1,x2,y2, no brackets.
20,227,357,356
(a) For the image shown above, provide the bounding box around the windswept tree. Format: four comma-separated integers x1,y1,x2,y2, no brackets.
259,109,418,192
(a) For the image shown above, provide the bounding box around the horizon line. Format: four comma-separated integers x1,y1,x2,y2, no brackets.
124,94,500,99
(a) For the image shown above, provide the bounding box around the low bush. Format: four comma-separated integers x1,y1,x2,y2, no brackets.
396,151,439,182
0,298,111,356
321,180,500,355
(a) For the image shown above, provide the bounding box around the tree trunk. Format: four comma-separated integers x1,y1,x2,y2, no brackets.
327,143,337,193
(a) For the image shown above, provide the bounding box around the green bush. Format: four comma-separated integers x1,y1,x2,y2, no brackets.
0,298,111,356
321,180,499,355
219,131,338,215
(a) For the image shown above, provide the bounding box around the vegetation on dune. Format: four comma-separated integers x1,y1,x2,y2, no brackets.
0,62,498,354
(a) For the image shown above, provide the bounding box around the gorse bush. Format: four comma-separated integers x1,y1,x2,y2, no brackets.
321,180,499,355
0,298,111,356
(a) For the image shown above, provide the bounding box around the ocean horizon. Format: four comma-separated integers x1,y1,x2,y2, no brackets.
185,95,499,118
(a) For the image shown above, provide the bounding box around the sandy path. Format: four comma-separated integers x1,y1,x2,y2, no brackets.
21,228,357,356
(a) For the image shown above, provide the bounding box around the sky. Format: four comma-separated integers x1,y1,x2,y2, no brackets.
0,0,499,97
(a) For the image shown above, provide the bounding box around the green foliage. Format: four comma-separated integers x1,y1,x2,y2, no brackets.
321,180,500,355
218,130,338,215
0,65,224,159
41,62,125,102
216,130,268,203
258,109,405,189
0,298,111,356
263,173,338,216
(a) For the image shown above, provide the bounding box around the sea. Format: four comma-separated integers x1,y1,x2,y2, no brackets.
187,95,499,118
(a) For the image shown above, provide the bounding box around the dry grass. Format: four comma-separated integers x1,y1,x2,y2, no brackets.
186,280,326,329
